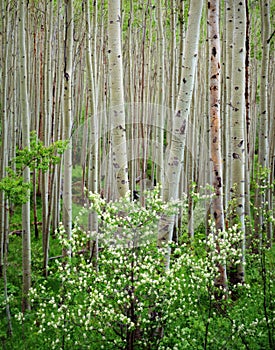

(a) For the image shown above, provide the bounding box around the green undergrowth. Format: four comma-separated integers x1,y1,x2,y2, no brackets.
1,188,274,349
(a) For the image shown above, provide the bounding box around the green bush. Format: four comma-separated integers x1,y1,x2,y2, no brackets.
3,188,275,349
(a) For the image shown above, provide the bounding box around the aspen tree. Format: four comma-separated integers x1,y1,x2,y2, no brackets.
249,16,259,186
0,0,10,277
30,7,41,240
268,53,275,245
85,0,99,261
223,0,234,210
230,1,246,283
208,0,227,289
155,1,165,189
19,0,31,312
108,0,129,197
243,1,252,242
177,0,185,93
187,101,196,238
258,0,270,170
169,0,177,110
52,0,65,237
158,0,203,218
0,0,13,334
158,0,203,264
42,0,54,276
254,0,271,245
62,0,74,256
125,2,136,193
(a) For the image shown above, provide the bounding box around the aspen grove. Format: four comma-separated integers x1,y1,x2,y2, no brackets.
0,1,275,349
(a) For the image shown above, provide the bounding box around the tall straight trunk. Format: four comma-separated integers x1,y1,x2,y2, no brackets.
0,0,13,334
85,0,99,262
32,12,42,241
223,0,234,210
156,1,165,189
158,0,203,264
108,0,129,198
19,0,31,312
0,0,10,277
254,0,271,246
244,1,252,243
52,0,64,237
62,0,73,256
258,0,270,169
208,0,227,289
268,54,275,246
230,1,246,283
42,0,54,276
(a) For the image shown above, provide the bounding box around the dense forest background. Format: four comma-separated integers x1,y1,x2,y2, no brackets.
0,0,275,349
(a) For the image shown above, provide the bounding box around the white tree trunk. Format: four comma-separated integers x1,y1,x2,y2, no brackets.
19,0,31,312
108,0,129,197
158,0,203,251
230,1,246,283
62,0,73,256
208,0,227,290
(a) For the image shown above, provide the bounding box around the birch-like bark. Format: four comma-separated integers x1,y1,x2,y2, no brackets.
268,54,275,246
85,0,99,262
224,0,234,210
19,0,31,312
156,1,165,189
52,0,64,237
254,0,271,245
62,0,73,256
42,0,54,276
244,1,252,242
0,0,10,277
209,0,224,235
0,0,13,334
108,0,129,197
208,0,227,289
158,0,203,250
230,1,246,283
258,0,270,169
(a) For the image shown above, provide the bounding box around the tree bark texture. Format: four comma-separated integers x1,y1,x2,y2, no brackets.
108,0,129,198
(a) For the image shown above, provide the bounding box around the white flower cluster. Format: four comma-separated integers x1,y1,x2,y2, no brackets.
13,185,275,349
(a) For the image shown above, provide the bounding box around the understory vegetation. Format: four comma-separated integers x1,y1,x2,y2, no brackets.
1,188,274,350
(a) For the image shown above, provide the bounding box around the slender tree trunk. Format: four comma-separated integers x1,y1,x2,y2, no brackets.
85,0,99,263
230,1,246,284
19,0,32,312
254,0,271,247
0,0,10,277
42,0,54,276
158,0,203,250
62,0,74,256
223,0,234,211
108,0,129,198
0,0,13,334
208,0,227,290
158,0,203,271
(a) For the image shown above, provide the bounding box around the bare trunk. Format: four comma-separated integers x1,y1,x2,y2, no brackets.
108,0,129,198
208,0,227,290
19,0,31,312
62,0,74,257
158,0,203,251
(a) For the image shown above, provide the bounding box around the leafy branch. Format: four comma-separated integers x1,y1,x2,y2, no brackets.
0,132,68,204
